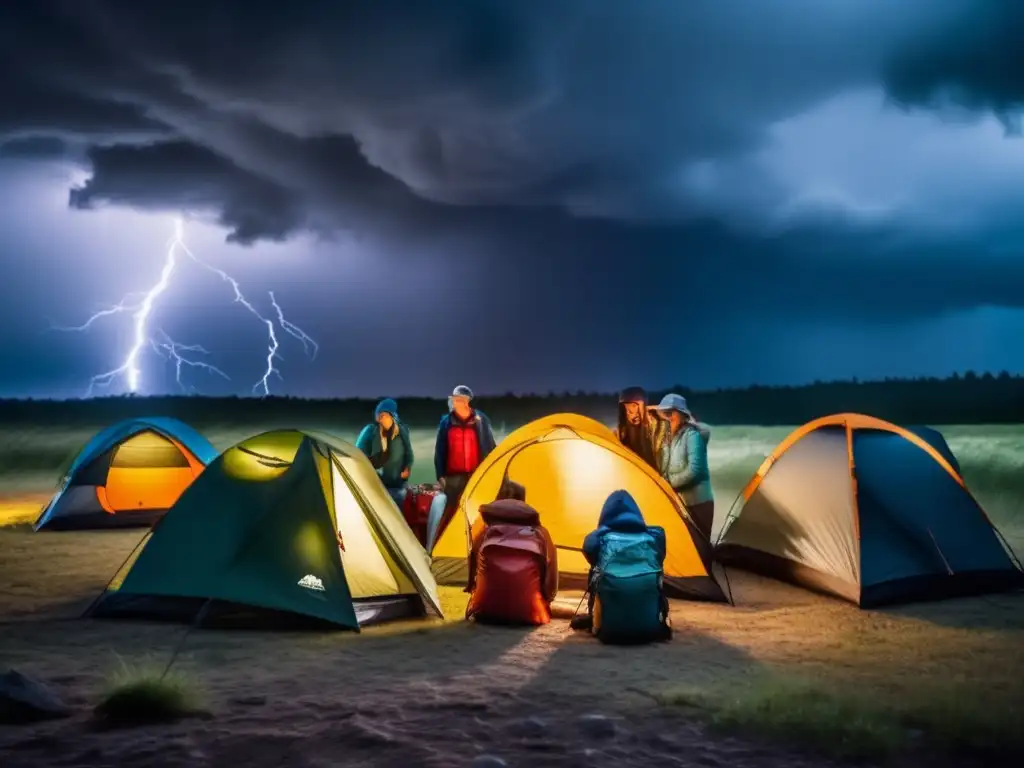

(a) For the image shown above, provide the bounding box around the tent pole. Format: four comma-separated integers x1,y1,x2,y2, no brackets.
714,487,746,548
991,525,1024,572
926,528,954,575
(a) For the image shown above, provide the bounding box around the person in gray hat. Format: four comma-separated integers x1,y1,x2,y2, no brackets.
652,393,715,541
432,385,497,540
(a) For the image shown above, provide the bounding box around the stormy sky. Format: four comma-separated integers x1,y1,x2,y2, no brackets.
1,0,1022,399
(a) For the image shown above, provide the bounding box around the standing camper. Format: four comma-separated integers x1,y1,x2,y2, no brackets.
653,393,714,541
433,385,496,539
614,386,664,471
356,398,414,507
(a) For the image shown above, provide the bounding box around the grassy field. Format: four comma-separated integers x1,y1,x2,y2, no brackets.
1,421,1023,766
2,421,1022,544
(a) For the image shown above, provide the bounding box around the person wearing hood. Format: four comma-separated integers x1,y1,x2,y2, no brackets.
570,489,668,632
652,393,715,541
356,398,414,506
581,489,667,565
614,386,665,471
432,385,497,538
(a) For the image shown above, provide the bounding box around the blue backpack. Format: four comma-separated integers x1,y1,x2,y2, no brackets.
591,530,671,644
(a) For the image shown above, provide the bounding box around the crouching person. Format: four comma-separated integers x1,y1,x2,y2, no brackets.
571,490,671,644
465,497,558,626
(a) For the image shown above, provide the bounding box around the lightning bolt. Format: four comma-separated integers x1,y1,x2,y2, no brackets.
169,220,290,395
53,217,317,397
150,330,230,393
271,291,318,359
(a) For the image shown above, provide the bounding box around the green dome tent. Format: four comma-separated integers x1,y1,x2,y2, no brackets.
87,429,443,630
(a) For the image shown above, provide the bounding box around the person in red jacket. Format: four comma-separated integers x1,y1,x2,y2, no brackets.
433,385,497,541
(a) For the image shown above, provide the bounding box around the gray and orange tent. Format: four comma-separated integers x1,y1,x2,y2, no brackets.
715,414,1024,607
35,417,217,531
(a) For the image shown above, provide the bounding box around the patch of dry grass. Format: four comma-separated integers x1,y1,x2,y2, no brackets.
94,658,208,727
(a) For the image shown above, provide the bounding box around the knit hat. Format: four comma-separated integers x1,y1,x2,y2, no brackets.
451,385,474,400
374,398,399,419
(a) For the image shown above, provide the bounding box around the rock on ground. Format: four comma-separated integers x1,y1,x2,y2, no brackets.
0,669,71,724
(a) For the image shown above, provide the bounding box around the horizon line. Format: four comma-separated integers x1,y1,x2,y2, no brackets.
1,370,1020,404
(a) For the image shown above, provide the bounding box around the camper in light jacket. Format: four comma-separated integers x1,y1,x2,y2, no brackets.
653,393,714,541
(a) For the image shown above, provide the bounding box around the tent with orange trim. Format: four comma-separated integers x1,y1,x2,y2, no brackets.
34,417,218,531
715,413,1024,607
430,413,727,603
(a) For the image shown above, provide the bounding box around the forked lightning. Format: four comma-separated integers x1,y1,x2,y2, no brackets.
53,218,316,396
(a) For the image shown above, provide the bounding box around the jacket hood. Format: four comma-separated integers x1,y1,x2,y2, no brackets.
597,489,647,533
374,398,399,419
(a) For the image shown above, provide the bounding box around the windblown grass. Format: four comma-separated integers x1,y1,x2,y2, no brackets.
94,658,208,727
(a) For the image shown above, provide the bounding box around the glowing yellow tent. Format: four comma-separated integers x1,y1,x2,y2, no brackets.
430,413,727,602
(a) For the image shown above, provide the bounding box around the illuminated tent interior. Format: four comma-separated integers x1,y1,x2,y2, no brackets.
715,414,1024,607
87,429,443,630
430,413,727,603
34,417,217,531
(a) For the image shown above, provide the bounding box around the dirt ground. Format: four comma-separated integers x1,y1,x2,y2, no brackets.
2,496,1024,768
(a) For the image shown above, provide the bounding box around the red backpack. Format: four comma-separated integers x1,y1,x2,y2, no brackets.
402,484,441,546
465,500,558,626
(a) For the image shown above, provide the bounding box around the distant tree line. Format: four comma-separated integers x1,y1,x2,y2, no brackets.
0,372,1021,428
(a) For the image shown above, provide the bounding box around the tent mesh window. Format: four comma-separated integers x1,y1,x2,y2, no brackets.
67,448,115,486
110,431,190,468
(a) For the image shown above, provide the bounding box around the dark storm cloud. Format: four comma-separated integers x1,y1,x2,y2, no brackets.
0,137,70,161
69,141,306,244
882,0,1024,133
0,78,165,144
0,3,169,144
1,0,1022,326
